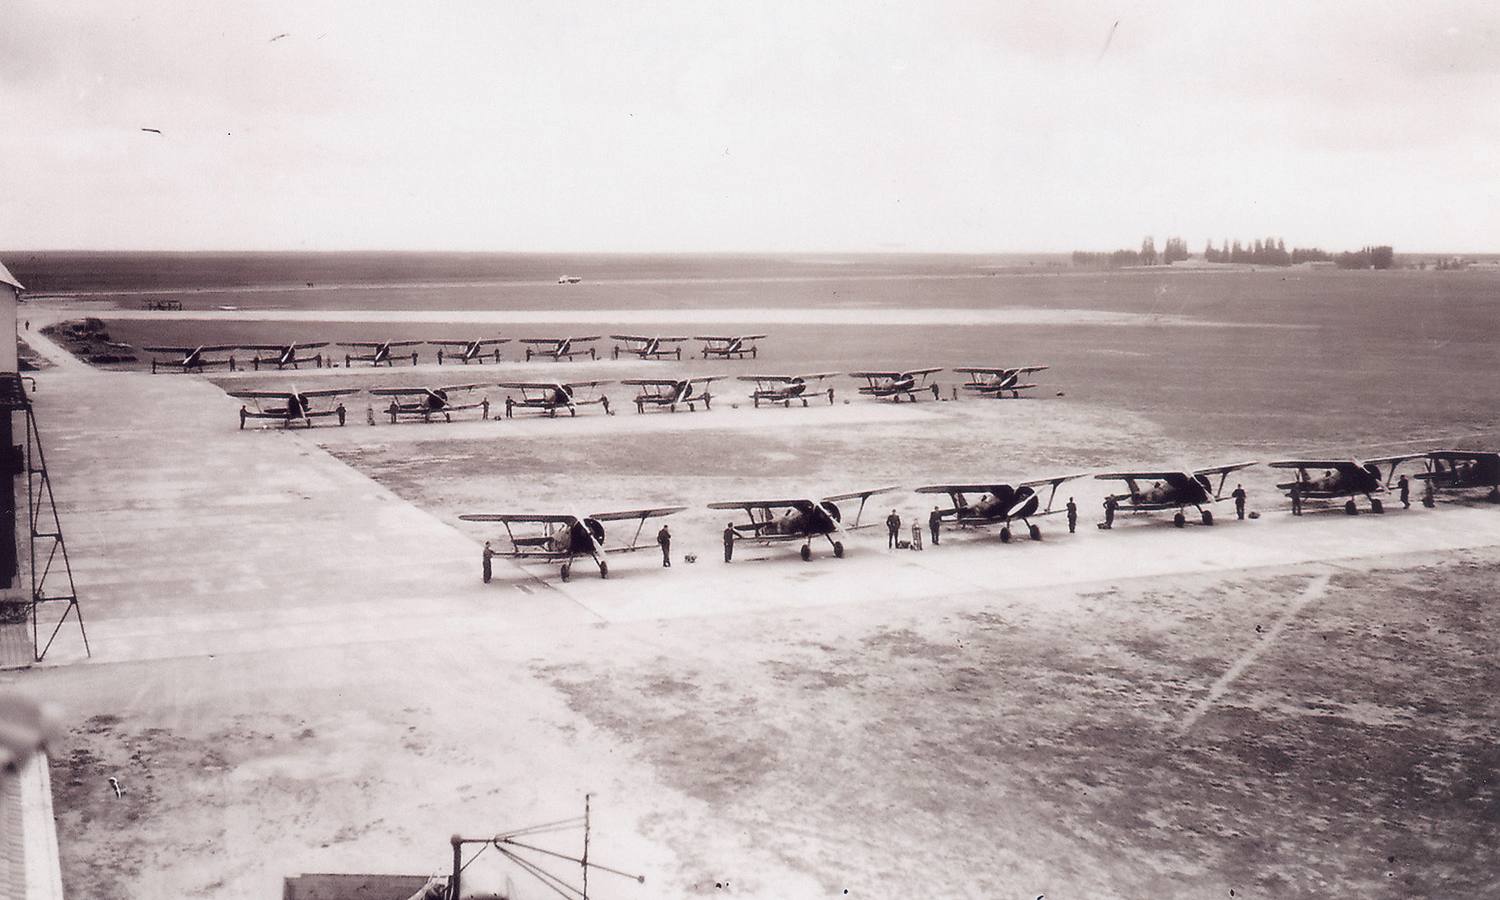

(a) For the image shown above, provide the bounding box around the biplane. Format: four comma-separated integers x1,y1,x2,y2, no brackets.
368,383,490,423
497,380,613,416
1412,450,1500,501
338,340,424,366
850,367,944,402
708,486,898,561
1268,456,1421,514
1095,462,1258,527
227,387,358,428
237,341,328,370
521,336,600,361
696,334,765,359
143,344,238,374
915,473,1086,542
620,376,725,413
738,373,840,407
458,507,685,580
610,335,690,360
956,365,1050,398
429,338,509,364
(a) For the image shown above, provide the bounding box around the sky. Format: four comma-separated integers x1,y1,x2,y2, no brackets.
3,1,1499,253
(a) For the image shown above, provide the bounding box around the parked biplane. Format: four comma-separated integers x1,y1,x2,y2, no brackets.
429,339,509,364
143,344,238,374
1095,462,1258,527
521,337,600,361
610,335,689,360
227,387,358,428
369,383,490,423
237,342,328,370
956,365,1049,398
338,340,423,366
1268,456,1420,514
850,367,943,402
497,380,613,416
458,507,685,580
708,486,898,561
697,334,765,359
739,373,839,407
916,474,1085,542
621,376,725,413
1412,450,1500,501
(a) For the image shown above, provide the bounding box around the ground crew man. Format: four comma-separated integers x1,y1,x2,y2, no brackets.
827,387,836,405
1423,478,1436,508
505,396,514,419
722,523,735,562
1290,482,1303,516
1398,474,1411,509
1103,495,1118,529
1232,484,1247,519
1066,498,1077,533
928,507,942,545
411,351,419,366
931,383,940,401
886,510,901,549
336,404,346,426
601,395,613,416
482,541,495,583
481,397,490,420
657,525,671,567
437,348,444,365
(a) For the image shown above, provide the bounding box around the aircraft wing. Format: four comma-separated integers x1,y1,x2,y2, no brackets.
903,367,944,377
586,506,688,521
695,334,766,341
1019,473,1089,489
822,485,901,503
235,344,295,351
737,374,794,383
437,383,489,393
915,484,1004,495
429,339,509,346
496,381,565,389
1266,459,1356,471
1094,470,1187,482
299,388,360,398
459,513,577,524
1190,461,1259,478
144,344,237,353
955,365,1047,375
518,339,562,345
226,388,353,399
336,341,386,348
620,378,680,387
564,380,613,389
1427,449,1500,462
368,387,432,397
707,499,814,511
847,370,903,380
795,372,841,382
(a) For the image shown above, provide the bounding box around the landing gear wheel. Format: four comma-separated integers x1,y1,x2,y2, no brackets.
560,564,571,582
1028,524,1041,541
832,541,845,558
1344,500,1359,516
800,544,812,562
1173,512,1187,528
1370,498,1384,514
599,561,609,579
1201,509,1214,526
999,526,1012,543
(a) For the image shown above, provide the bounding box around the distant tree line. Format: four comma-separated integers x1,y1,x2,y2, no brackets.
1073,236,1395,269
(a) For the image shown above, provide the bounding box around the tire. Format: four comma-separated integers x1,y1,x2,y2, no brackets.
832,541,845,558
800,544,812,561
1028,524,1041,541
1173,512,1186,528
1201,509,1214,526
1344,500,1358,516
1370,498,1384,514
999,526,1012,543
560,564,571,582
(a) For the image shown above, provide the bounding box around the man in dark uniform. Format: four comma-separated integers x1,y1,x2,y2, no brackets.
481,397,490,420
482,541,495,583
1066,498,1077,533
928,507,942,545
1232,483,1247,519
505,395,514,419
1290,481,1303,516
722,523,736,562
1397,474,1410,509
657,525,671,567
886,510,901,549
931,383,940,401
1103,495,1118,529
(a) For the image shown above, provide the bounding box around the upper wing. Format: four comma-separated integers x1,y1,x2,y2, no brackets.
368,387,431,397
795,372,841,382
587,506,688,521
609,334,652,342
847,371,902,380
695,334,766,341
737,374,793,383
1427,449,1500,463
915,483,1007,495
459,513,576,524
384,340,425,348
1267,459,1355,471
235,344,294,351
337,341,385,348
687,375,728,384
822,485,901,503
429,339,509,346
519,339,562,345
299,388,360,398
707,499,813,511
496,381,564,390
437,383,488,393
903,367,944,377
1019,473,1089,489
1094,470,1188,482
955,365,1047,375
620,378,679,387
226,390,295,400
564,380,613,389
141,346,196,354
1190,461,1259,478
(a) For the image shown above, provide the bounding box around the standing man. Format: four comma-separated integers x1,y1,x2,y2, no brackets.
505,395,514,419
928,506,942,546
657,525,672,567
722,522,736,562
1398,474,1411,509
931,383,940,401
1066,497,1078,534
885,509,901,549
1232,483,1247,520
482,541,495,583
1103,495,1118,529
436,348,444,365
827,386,836,405
481,397,490,420
1290,481,1303,516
